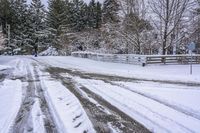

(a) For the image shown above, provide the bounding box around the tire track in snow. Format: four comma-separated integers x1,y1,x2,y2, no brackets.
47,67,150,133
11,61,58,133
46,67,198,133
107,81,200,121
32,63,58,133
81,78,195,133
31,57,200,87
79,85,168,133
77,78,173,133
58,67,200,121
43,66,200,122
11,63,35,133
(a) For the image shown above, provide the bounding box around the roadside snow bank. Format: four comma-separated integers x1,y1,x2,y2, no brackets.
0,79,22,133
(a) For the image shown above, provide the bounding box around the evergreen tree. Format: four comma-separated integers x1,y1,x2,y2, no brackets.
88,0,96,28
102,0,119,24
63,0,73,29
30,0,46,32
29,0,46,50
46,0,67,48
11,0,32,50
0,0,12,34
95,1,102,28
86,0,102,29
70,0,87,31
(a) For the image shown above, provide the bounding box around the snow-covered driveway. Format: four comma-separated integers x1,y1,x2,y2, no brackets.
0,56,200,133
0,56,95,133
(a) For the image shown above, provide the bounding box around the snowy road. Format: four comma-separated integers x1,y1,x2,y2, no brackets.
0,56,200,133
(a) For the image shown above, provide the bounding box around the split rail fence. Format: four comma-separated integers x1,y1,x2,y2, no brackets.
72,52,200,66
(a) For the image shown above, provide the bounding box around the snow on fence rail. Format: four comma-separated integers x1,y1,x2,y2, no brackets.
71,52,200,66
146,54,200,64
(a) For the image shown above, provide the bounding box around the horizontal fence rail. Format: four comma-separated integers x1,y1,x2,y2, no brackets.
72,52,200,66
146,55,200,64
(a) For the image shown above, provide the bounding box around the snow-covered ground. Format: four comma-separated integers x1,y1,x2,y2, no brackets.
0,65,11,71
36,56,200,84
74,77,200,132
40,73,95,133
0,56,200,133
0,56,96,133
0,79,22,133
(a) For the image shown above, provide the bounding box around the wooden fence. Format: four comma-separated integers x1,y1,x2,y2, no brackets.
146,55,200,64
72,52,200,66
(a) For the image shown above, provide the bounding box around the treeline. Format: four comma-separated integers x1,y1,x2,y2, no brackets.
0,0,119,54
0,0,199,55
0,0,46,54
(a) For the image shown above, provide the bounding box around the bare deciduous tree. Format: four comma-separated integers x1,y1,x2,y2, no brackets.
149,0,191,55
117,0,153,54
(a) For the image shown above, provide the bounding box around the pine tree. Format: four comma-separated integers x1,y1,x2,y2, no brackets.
0,0,12,34
88,0,96,28
10,0,32,51
70,0,87,31
29,0,46,50
30,0,46,32
102,0,119,24
198,0,200,14
95,1,102,28
46,0,67,48
63,0,73,29
86,0,102,29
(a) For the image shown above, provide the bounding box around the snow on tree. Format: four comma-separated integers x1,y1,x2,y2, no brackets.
7,0,33,54
95,1,102,28
0,0,13,34
0,30,5,51
118,0,153,54
70,0,88,31
149,0,192,55
87,0,102,29
29,0,47,51
87,0,96,28
1,0,199,55
189,0,200,53
102,0,120,24
46,0,67,49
